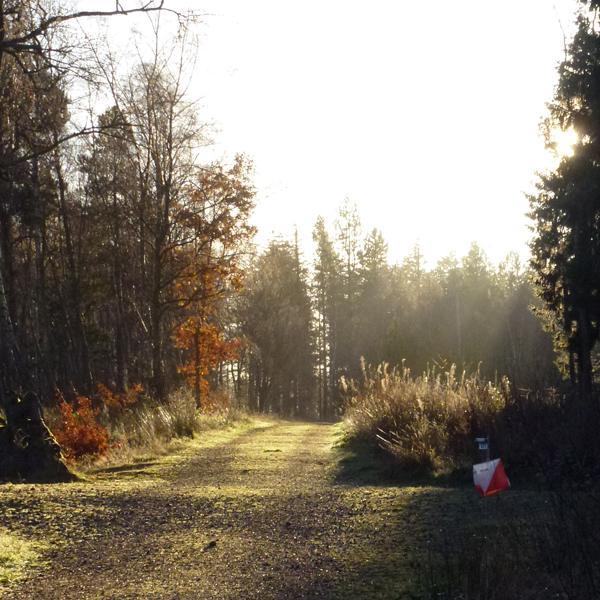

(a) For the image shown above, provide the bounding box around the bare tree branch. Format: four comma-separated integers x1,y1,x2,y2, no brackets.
0,123,124,169
0,2,190,53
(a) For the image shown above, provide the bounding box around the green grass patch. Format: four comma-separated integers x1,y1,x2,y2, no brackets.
0,530,46,589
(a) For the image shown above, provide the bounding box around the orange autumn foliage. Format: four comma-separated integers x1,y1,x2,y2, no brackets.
174,317,241,398
53,392,109,460
97,382,144,409
170,157,255,316
167,157,255,402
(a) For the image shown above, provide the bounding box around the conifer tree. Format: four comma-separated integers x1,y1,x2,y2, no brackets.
530,4,600,396
312,217,342,418
242,240,314,416
356,229,389,367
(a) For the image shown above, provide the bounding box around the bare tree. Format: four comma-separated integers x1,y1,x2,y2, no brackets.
0,0,193,480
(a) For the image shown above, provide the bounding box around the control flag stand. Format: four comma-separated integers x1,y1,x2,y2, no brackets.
473,437,510,497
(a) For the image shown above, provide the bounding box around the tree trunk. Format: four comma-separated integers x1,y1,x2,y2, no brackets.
194,326,201,409
0,391,75,483
0,243,19,396
111,185,129,392
576,306,594,398
150,244,165,401
54,148,92,392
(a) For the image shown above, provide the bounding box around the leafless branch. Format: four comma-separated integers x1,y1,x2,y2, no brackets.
0,2,186,51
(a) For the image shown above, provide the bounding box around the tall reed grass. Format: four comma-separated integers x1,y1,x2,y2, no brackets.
342,360,510,473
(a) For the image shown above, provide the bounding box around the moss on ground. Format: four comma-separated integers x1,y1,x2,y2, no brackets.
0,531,46,592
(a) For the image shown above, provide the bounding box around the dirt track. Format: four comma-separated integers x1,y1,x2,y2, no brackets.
0,420,478,599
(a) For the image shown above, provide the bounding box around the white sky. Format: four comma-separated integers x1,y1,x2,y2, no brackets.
77,0,581,266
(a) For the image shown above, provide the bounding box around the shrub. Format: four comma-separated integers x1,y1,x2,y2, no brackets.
342,359,600,483
343,360,509,473
47,386,246,467
52,393,109,460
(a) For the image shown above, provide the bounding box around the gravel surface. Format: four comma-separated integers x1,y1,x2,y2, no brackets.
0,419,484,599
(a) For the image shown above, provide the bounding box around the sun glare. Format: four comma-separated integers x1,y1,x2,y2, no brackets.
552,127,579,158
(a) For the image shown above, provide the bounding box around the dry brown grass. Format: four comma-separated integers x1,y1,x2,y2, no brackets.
343,360,509,473
44,387,249,469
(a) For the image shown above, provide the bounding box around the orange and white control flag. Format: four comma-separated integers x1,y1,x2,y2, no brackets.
473,458,510,497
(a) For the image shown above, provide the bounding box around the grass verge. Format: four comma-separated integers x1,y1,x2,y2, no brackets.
41,385,252,473
87,411,260,479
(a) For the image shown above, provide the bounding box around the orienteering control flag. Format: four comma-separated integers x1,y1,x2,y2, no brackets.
473,458,510,497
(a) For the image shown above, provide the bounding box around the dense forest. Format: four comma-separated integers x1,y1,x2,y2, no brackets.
0,2,255,410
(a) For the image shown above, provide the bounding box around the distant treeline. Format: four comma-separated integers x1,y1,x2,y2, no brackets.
237,201,559,418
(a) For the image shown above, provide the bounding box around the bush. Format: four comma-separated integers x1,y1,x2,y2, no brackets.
343,359,600,485
343,360,509,473
46,385,246,467
52,394,109,460
96,382,144,409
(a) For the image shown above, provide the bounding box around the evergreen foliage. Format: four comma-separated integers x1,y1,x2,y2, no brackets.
239,240,314,416
304,210,558,419
530,5,600,396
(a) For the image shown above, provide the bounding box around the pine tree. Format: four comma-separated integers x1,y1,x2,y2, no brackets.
335,200,362,381
242,240,314,416
312,217,342,418
356,229,389,367
530,6,600,396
